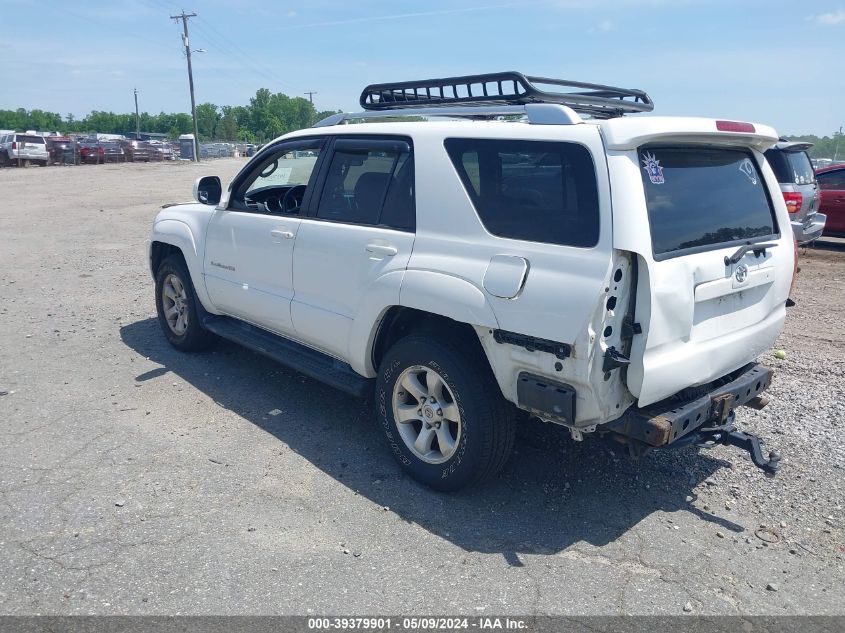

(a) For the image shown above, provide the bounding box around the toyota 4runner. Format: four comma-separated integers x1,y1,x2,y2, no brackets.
148,72,794,491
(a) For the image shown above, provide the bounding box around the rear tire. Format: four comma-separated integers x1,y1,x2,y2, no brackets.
154,255,216,352
375,333,515,491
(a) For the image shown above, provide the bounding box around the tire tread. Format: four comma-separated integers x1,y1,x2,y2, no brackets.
155,255,215,352
379,330,515,490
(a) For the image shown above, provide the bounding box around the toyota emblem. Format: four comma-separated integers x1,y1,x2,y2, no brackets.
735,264,749,283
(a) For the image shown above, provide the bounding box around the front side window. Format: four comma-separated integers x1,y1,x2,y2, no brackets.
315,138,415,230
444,138,599,247
640,146,778,257
233,139,324,214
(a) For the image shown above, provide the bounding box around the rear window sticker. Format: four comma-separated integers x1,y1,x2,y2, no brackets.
739,158,758,185
642,152,664,184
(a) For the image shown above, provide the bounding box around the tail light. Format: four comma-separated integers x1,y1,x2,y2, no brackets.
11,141,17,150
783,192,802,214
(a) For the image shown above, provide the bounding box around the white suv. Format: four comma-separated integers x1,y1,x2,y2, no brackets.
0,132,49,167
148,72,793,490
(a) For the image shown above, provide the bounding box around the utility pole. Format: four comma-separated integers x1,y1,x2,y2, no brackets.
133,88,140,139
304,91,317,104
835,125,843,162
171,10,200,162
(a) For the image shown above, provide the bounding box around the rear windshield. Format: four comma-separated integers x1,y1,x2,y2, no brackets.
639,147,777,258
18,135,46,145
765,148,815,185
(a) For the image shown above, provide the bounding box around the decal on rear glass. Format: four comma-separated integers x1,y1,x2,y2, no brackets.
739,158,758,185
641,152,664,184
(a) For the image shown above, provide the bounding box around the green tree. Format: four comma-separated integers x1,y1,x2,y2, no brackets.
783,133,844,159
0,87,330,141
195,102,220,140
217,113,238,140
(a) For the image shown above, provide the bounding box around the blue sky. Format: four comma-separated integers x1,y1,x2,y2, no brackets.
1,0,843,135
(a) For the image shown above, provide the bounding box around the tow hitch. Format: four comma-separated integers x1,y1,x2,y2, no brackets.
693,413,781,477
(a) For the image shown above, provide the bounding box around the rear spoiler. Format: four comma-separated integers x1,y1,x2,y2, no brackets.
773,141,813,153
600,116,779,152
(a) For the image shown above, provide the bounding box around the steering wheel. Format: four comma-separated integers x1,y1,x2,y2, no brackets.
281,184,307,213
264,195,284,213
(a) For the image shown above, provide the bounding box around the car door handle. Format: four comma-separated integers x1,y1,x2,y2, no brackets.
270,229,295,239
365,243,398,256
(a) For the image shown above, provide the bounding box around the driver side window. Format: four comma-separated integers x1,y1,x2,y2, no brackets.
233,139,324,215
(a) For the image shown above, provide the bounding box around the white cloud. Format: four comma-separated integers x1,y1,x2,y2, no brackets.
588,19,614,33
274,4,521,30
807,9,845,25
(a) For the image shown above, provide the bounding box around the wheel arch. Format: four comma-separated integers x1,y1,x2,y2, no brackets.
347,270,499,378
149,241,185,277
149,219,214,311
366,306,502,403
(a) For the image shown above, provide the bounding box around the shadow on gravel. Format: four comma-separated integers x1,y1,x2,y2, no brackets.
121,318,737,566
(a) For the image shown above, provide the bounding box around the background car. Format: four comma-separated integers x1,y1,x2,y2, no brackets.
119,139,151,162
0,132,49,167
764,141,825,244
78,141,105,164
46,137,78,165
815,165,845,238
100,140,125,163
147,140,175,161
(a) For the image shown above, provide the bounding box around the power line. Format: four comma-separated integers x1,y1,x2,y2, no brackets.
170,10,201,162
144,3,301,96
190,21,280,88
193,15,298,93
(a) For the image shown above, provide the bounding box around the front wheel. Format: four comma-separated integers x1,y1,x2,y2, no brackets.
154,255,215,352
375,333,515,491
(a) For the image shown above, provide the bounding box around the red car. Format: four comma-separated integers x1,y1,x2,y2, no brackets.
816,165,845,237
79,142,105,164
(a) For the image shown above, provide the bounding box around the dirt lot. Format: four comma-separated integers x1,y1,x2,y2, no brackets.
0,160,843,615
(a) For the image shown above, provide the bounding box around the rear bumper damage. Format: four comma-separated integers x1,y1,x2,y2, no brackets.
606,363,781,476
792,213,826,245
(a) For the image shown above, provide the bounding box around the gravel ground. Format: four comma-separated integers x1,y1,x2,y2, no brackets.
0,160,842,616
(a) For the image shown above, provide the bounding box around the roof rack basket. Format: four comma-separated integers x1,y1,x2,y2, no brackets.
360,71,653,119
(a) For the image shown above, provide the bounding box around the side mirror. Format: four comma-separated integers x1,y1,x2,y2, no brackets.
193,175,222,205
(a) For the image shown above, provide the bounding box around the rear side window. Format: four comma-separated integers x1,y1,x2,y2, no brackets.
640,147,778,258
316,138,415,231
765,149,815,185
445,138,599,247
817,169,845,190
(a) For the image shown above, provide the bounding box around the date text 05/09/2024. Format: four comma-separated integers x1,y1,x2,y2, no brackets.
307,617,529,630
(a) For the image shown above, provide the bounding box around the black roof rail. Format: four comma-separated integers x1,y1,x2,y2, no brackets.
313,104,583,127
360,71,653,119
